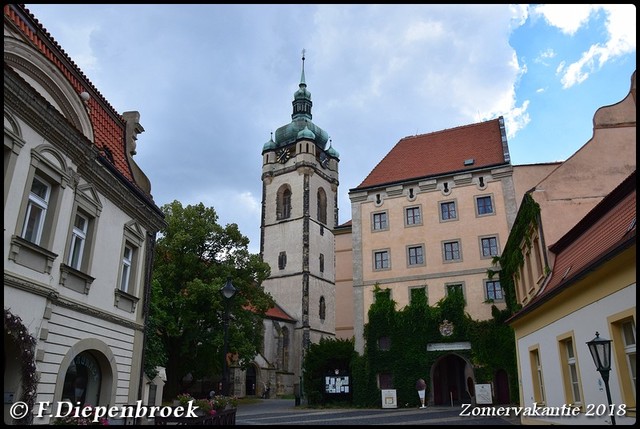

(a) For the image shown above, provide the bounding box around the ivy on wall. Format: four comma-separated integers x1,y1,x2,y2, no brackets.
490,192,542,313
4,308,39,424
350,285,518,408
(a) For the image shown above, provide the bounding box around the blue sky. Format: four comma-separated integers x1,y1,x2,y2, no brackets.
24,4,636,254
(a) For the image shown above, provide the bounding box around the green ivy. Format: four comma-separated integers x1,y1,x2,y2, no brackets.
304,285,519,408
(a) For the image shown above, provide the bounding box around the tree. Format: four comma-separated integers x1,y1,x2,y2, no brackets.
144,200,273,400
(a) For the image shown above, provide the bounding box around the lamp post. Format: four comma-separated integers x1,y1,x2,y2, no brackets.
221,276,236,397
586,331,615,425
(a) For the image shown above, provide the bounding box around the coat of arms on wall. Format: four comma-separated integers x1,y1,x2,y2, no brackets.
439,319,454,337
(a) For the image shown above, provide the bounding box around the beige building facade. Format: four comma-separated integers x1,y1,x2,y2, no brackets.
347,117,519,354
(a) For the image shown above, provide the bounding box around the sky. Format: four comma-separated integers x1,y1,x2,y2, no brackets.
24,4,636,254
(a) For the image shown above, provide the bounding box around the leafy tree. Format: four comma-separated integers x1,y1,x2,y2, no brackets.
144,200,273,400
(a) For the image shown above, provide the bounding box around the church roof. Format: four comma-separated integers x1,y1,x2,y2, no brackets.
353,117,509,190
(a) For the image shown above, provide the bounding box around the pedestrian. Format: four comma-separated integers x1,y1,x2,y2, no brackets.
416,378,427,409
209,389,215,399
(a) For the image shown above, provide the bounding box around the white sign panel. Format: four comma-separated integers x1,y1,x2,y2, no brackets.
381,389,397,408
426,342,471,351
474,383,493,405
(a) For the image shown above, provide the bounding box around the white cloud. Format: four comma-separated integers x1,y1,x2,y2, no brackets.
533,4,636,88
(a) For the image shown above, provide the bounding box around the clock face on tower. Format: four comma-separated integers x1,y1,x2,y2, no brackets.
276,148,290,164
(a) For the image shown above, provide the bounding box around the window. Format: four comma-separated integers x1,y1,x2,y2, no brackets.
22,175,50,245
278,252,287,270
407,245,425,266
378,336,391,351
281,327,290,371
317,187,327,224
611,316,636,406
374,250,390,270
60,184,102,294
621,320,636,397
440,200,457,221
410,286,427,305
446,283,464,300
484,280,503,301
114,221,144,312
61,351,102,408
405,206,422,226
120,245,133,293
319,296,326,321
480,236,499,258
530,347,546,404
475,195,494,216
443,240,461,262
68,212,88,270
559,337,582,406
375,288,391,302
378,372,393,389
277,185,292,220
372,211,388,231
319,253,325,273
10,146,70,274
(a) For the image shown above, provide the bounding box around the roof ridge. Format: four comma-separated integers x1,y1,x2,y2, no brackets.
399,117,501,142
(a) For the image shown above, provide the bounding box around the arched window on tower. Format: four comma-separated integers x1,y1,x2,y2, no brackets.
317,187,327,224
319,296,326,321
277,185,292,220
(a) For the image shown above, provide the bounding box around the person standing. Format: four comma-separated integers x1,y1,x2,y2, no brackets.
416,378,427,409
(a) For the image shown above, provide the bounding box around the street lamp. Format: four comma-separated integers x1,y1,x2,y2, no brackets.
586,331,616,425
221,276,236,396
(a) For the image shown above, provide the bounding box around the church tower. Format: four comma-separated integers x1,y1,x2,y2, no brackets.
260,51,339,386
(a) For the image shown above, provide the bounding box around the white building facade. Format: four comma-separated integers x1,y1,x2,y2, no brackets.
4,5,165,424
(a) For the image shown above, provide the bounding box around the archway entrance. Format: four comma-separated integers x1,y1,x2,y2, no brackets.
245,364,257,396
431,354,469,406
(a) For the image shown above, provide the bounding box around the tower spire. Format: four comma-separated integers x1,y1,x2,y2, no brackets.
300,48,306,86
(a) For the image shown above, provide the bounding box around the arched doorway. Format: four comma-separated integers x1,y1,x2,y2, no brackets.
245,364,257,396
431,354,470,406
494,369,510,404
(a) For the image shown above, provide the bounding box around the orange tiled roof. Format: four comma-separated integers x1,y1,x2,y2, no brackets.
520,171,636,312
354,117,508,190
5,4,135,186
244,302,296,323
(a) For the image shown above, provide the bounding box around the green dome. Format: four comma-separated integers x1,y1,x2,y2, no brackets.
294,86,311,100
326,144,340,158
275,119,328,148
262,136,276,152
297,125,316,140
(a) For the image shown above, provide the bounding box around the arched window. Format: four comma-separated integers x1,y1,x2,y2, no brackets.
319,296,326,321
317,187,327,224
61,351,102,407
277,185,292,220
282,327,290,371
278,251,287,270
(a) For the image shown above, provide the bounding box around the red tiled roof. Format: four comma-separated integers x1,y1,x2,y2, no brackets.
5,4,136,186
264,304,296,322
524,171,636,309
244,302,296,323
354,117,508,190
